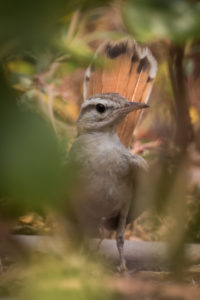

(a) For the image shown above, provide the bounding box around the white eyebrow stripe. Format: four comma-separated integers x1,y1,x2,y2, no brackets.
81,98,120,109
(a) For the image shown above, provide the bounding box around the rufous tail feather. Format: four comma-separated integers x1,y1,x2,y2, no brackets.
84,39,157,147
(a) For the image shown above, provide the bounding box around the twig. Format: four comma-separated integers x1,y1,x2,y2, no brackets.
66,10,80,43
168,44,194,151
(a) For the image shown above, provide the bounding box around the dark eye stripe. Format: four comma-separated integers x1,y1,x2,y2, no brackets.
81,104,96,115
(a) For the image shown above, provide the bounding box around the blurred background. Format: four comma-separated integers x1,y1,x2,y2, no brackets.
1,0,200,299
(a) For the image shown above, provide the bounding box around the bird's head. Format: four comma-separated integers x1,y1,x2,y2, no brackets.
77,93,149,134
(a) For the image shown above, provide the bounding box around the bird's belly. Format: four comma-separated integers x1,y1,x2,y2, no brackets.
82,178,130,219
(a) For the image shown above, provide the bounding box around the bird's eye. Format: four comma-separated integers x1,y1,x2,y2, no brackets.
96,103,106,113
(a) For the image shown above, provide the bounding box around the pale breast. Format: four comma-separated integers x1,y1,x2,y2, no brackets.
70,132,133,219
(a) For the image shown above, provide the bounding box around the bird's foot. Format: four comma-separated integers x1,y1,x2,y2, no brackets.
117,259,129,275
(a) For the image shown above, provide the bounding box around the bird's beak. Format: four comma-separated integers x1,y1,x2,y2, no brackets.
127,101,149,111
120,101,149,115
116,101,149,119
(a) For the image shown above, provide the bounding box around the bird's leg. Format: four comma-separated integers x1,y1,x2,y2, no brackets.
96,219,105,251
116,204,129,272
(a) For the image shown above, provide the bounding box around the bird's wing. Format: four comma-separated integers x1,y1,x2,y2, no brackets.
130,153,149,172
84,39,157,147
125,153,149,223
101,153,148,231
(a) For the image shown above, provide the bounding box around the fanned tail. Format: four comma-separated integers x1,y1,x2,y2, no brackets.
84,39,157,147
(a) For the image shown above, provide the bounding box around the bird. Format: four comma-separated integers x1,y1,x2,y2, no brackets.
69,39,157,271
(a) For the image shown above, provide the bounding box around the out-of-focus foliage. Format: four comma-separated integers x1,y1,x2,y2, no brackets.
0,0,116,219
123,0,200,43
0,0,112,56
0,241,114,299
20,255,112,300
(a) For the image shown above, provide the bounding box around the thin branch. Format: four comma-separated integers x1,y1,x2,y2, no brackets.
168,44,194,151
66,10,80,43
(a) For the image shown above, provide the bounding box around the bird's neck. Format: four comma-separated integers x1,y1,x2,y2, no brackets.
77,126,122,145
77,124,118,137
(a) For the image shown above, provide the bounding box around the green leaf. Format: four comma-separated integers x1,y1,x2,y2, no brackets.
123,0,200,44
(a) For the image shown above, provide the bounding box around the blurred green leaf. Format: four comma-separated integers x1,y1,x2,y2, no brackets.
0,0,115,218
8,252,113,300
123,0,200,43
0,0,113,58
0,72,64,217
